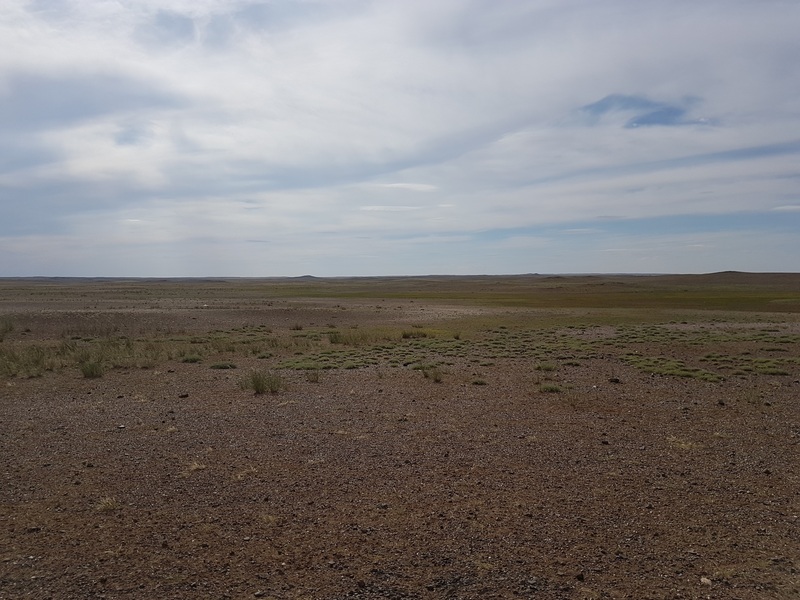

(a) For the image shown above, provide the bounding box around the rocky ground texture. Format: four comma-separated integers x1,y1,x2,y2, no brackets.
1,280,799,599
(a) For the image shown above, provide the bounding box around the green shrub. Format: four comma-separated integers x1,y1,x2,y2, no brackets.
80,361,104,379
539,383,562,393
402,330,427,339
0,345,58,378
241,370,284,394
423,366,443,383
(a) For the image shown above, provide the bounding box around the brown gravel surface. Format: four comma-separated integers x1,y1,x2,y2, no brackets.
1,281,799,599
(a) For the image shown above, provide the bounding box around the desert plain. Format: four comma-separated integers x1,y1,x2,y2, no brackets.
1,273,799,599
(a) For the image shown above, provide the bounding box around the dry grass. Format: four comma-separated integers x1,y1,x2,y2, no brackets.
94,496,121,512
181,461,208,477
232,466,257,481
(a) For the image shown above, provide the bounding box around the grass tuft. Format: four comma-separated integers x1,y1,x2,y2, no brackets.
95,496,120,512
539,383,562,393
241,369,284,394
0,318,13,342
80,361,104,379
422,366,444,383
402,330,428,339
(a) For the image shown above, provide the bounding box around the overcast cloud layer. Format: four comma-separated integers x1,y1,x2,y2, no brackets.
2,0,799,276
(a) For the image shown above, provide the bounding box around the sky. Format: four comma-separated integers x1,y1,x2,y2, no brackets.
1,0,799,277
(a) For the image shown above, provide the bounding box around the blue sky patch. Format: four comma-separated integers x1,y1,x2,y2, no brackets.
581,94,708,128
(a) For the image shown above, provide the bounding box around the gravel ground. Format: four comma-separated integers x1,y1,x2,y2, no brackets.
1,291,799,599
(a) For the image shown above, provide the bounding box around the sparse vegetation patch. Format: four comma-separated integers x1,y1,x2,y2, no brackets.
1,274,799,599
79,360,104,379
241,370,284,394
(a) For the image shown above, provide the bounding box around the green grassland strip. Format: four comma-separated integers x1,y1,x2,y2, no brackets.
3,294,799,380
621,354,724,382
3,275,799,313
273,319,799,379
235,277,800,312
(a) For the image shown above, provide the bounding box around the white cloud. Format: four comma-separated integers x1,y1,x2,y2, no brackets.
375,183,438,192
1,0,799,275
360,206,423,212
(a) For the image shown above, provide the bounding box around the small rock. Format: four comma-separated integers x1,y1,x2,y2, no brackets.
117,425,125,429
700,576,712,586
254,591,265,598
179,393,189,398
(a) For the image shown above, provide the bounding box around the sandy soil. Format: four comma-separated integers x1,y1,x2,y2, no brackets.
1,280,799,599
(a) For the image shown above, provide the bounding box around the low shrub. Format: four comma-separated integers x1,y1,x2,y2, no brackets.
241,370,284,394
0,318,13,342
423,366,443,383
80,361,104,379
402,330,428,339
210,362,237,370
539,383,562,393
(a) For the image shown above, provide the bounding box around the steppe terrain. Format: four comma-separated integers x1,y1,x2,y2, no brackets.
1,273,799,599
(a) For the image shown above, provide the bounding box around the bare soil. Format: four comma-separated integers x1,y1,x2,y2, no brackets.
1,276,799,599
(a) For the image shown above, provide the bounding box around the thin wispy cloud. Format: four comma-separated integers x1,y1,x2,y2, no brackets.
360,206,423,212
374,183,438,192
1,0,798,276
